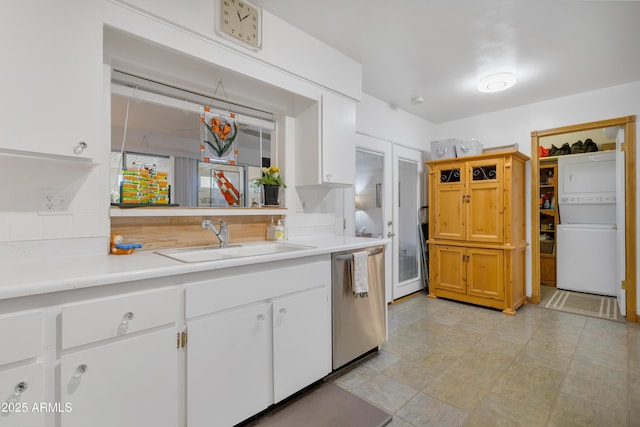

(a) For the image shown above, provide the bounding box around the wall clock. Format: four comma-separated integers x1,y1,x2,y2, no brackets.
217,0,262,50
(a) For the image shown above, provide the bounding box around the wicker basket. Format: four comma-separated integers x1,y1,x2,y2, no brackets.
540,240,554,254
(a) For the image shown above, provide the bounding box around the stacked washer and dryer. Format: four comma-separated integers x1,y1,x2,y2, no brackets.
556,150,619,296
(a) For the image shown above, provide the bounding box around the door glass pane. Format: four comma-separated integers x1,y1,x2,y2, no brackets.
440,168,461,183
471,165,497,181
355,149,384,238
399,159,419,282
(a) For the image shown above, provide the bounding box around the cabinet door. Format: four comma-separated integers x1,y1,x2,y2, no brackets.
0,363,45,427
0,0,101,159
466,158,504,243
433,165,466,240
273,286,331,402
431,245,466,294
540,255,556,286
187,302,272,427
320,92,356,186
466,248,504,300
60,328,177,427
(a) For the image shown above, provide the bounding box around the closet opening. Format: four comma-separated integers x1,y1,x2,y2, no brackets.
530,116,637,322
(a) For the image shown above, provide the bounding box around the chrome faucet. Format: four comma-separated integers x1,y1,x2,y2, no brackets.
201,219,229,248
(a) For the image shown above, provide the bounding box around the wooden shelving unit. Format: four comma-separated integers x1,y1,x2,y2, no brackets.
539,159,559,286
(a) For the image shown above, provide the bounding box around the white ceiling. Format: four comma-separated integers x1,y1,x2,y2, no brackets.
259,0,640,124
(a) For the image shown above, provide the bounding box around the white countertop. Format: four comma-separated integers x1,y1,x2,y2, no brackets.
0,236,389,301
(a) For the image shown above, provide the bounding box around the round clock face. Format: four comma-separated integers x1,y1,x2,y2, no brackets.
220,0,261,48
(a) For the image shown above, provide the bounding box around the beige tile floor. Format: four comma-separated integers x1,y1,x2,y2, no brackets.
332,293,640,427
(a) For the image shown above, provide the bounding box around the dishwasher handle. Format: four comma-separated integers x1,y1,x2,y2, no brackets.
334,247,384,261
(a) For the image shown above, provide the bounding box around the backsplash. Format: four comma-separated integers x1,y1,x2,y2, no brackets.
110,214,284,251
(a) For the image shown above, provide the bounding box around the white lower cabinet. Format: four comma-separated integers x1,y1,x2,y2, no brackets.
0,363,45,427
185,256,332,427
60,328,178,427
59,287,180,427
272,286,331,402
187,302,272,427
0,310,46,427
2,255,332,427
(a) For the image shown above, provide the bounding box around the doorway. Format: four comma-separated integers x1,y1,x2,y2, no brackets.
530,116,637,322
392,145,424,299
353,134,424,302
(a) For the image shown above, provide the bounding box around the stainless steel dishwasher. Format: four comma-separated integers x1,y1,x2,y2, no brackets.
332,246,386,370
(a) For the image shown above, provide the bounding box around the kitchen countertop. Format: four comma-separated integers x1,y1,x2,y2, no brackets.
0,236,389,301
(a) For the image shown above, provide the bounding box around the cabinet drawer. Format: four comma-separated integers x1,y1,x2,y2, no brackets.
0,311,41,365
186,258,330,319
62,288,179,349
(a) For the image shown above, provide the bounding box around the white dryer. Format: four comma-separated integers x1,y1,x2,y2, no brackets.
557,151,616,224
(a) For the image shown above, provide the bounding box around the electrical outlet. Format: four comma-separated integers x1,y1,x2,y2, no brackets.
38,190,72,215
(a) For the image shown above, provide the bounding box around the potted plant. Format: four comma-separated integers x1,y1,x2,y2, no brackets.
256,166,286,206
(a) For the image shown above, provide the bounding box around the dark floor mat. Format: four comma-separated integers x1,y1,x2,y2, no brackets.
248,382,392,427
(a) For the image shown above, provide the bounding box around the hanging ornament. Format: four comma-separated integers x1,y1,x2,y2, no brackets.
200,80,239,164
212,170,240,206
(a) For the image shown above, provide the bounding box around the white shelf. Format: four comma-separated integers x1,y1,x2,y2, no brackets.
0,150,96,191
110,207,288,217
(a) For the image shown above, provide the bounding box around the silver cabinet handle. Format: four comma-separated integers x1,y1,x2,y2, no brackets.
14,382,28,394
73,141,88,155
67,364,88,394
256,313,265,321
117,312,134,335
3,381,29,407
75,364,88,377
388,232,395,238
279,307,287,314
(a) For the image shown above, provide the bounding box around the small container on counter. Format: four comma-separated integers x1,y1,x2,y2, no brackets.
274,219,285,241
267,216,276,241
110,235,142,255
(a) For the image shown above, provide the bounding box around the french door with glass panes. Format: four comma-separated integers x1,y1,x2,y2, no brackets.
352,134,424,301
392,145,424,299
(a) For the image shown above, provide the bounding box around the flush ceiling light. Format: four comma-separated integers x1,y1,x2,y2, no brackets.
477,72,517,93
411,96,425,104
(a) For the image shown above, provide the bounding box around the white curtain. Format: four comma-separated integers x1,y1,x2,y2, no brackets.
174,157,198,207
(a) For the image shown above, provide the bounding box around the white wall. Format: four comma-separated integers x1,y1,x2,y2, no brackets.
356,94,436,149
433,81,640,154
431,81,640,308
104,0,361,101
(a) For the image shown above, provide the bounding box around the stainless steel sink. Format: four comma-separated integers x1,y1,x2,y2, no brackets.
155,242,314,263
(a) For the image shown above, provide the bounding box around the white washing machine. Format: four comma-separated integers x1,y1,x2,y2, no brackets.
556,151,618,296
556,224,617,296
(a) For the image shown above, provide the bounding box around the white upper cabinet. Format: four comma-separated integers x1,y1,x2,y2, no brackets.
0,0,102,160
296,92,356,187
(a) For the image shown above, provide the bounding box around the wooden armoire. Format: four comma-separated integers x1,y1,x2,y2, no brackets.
426,150,529,314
